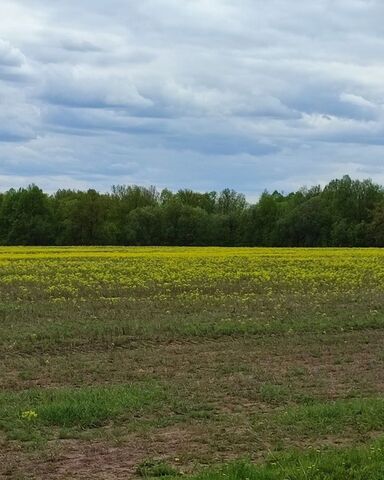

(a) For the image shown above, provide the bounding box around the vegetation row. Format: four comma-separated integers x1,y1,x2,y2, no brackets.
1,175,384,246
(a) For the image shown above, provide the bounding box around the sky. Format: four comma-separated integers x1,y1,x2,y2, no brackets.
1,0,384,197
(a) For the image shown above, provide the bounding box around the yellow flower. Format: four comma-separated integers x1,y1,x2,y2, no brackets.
21,410,38,421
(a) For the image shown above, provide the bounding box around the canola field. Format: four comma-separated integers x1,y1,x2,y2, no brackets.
2,247,384,479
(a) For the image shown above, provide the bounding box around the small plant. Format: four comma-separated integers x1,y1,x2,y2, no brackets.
259,383,289,404
21,410,38,421
137,459,181,478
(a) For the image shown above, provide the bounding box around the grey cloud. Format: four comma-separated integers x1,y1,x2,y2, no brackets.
0,82,39,143
40,68,152,110
0,131,33,142
60,38,104,53
43,106,170,136
0,39,33,83
165,133,278,156
0,39,25,67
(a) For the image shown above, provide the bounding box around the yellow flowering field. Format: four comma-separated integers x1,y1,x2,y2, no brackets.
1,247,384,350
1,246,384,298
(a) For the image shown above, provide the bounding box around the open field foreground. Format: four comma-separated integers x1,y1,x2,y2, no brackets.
2,247,384,479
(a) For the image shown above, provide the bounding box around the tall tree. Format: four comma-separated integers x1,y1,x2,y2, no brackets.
0,185,54,245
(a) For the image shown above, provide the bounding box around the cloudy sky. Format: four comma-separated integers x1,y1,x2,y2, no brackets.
1,0,384,196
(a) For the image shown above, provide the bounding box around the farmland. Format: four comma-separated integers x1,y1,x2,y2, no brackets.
2,247,384,479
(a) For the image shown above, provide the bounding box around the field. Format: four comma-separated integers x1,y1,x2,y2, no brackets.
2,247,384,479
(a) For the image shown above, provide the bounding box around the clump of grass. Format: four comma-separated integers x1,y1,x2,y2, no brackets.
0,383,165,440
167,440,384,479
259,383,289,405
277,397,384,435
137,459,181,477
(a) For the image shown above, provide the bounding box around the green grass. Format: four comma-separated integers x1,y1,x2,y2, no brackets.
170,440,384,480
2,294,384,355
259,384,290,405
276,397,384,435
137,459,181,477
0,383,165,441
3,311,384,358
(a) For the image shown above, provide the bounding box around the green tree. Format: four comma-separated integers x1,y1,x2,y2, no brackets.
0,185,54,245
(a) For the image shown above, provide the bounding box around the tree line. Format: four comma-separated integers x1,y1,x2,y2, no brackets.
1,175,384,246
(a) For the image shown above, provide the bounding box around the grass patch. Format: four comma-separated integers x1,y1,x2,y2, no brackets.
170,440,384,479
259,383,290,405
277,397,384,435
0,383,165,441
137,459,181,477
3,298,384,356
